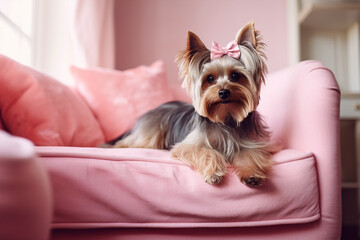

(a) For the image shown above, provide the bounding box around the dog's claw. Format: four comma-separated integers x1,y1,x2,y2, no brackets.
204,174,223,184
242,177,265,188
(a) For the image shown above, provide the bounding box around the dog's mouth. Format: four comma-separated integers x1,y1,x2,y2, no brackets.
220,100,233,104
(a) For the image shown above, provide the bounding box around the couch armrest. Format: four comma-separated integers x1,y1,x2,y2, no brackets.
0,131,52,240
259,60,341,238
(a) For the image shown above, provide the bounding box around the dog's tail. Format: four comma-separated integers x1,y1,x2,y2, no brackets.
98,143,114,148
98,130,132,148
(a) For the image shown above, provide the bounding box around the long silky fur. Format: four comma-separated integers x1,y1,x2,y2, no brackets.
107,21,275,186
110,100,270,162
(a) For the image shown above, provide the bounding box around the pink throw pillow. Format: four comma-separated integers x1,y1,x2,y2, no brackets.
71,61,174,141
0,54,105,146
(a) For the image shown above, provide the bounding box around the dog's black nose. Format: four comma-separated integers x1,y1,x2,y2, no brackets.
218,89,230,99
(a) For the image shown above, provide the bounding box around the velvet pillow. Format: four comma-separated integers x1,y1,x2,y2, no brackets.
71,61,174,141
0,54,105,146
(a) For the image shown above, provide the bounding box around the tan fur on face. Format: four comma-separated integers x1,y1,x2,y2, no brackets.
199,82,258,124
175,22,267,122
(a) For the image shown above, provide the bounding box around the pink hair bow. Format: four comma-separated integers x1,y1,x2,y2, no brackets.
210,40,241,60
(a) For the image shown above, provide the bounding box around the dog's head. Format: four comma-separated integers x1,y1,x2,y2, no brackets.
176,21,267,124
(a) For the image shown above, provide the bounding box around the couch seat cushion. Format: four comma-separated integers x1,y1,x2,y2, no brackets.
37,147,320,229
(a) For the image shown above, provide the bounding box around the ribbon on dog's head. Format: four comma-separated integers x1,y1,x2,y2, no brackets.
210,40,241,60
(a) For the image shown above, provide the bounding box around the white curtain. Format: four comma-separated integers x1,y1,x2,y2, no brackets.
72,0,115,69
33,0,115,85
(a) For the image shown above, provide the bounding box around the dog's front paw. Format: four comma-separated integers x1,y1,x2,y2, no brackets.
241,176,266,188
171,144,227,185
203,172,224,184
232,148,273,188
199,156,226,184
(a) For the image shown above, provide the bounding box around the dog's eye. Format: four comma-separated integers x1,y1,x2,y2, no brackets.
207,75,215,83
229,72,242,82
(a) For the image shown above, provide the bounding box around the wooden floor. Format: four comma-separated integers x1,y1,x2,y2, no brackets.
342,225,358,240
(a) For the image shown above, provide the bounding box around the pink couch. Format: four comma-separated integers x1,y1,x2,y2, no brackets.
0,55,341,239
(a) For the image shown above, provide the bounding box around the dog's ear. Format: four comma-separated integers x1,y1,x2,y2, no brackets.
186,31,208,56
176,31,209,82
176,32,208,64
236,21,268,89
236,21,257,47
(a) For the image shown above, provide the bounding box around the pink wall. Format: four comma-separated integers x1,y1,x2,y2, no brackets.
115,0,288,85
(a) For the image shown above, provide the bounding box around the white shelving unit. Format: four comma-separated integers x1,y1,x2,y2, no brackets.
288,0,360,235
299,1,360,93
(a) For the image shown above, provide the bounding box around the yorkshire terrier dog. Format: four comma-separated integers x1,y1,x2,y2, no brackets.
106,21,274,188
